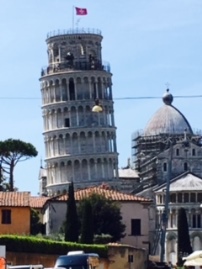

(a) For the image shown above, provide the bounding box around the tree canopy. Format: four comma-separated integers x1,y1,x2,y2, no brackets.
30,209,44,235
0,138,38,191
78,193,126,242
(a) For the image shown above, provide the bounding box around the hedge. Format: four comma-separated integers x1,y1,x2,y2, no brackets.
0,235,108,258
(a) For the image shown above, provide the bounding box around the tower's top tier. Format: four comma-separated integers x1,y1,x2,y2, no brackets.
44,28,106,73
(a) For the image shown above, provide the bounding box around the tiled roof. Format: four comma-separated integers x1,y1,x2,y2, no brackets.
155,172,202,192
0,192,30,207
170,173,202,191
30,196,49,208
53,185,152,203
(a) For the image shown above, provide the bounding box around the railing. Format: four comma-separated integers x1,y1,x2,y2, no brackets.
41,60,111,76
47,28,102,39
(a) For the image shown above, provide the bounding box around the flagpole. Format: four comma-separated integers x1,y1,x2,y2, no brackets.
72,6,75,29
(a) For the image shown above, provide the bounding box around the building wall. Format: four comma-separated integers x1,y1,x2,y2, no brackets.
6,245,147,269
120,202,150,250
156,142,202,184
0,207,30,235
44,200,150,252
43,202,67,235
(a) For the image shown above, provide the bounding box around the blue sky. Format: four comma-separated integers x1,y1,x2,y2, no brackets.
0,0,202,195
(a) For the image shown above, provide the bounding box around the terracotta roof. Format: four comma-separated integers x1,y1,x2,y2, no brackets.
52,185,152,203
30,196,49,208
0,192,30,207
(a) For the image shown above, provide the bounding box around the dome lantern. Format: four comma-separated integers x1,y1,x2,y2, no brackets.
163,89,173,105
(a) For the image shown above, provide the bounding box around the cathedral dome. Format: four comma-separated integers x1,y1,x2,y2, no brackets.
144,89,193,136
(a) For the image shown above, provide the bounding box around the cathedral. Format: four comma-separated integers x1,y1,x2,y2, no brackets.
132,90,202,264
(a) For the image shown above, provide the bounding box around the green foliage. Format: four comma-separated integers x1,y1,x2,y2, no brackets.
177,207,192,264
0,139,38,191
0,235,108,257
65,182,79,242
93,234,112,244
30,209,44,235
40,233,64,242
78,193,126,242
80,200,94,244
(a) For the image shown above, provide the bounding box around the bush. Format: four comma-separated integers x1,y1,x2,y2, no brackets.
0,235,108,258
94,234,112,244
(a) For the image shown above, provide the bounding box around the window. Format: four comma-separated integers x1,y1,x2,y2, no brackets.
192,214,201,228
163,163,167,172
131,219,141,236
159,195,163,204
176,148,179,156
197,193,202,202
178,193,182,203
64,118,70,127
184,162,188,171
192,148,196,156
184,193,189,203
190,193,196,203
2,209,11,224
170,193,176,203
128,255,134,263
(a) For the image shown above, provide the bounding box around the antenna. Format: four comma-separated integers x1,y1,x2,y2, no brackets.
165,82,170,89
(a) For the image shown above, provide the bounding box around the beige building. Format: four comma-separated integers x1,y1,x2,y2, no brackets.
41,185,152,250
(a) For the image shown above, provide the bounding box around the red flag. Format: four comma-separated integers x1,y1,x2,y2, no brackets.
75,7,88,15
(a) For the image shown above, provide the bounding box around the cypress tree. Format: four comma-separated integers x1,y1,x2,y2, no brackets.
80,200,94,244
78,193,125,241
177,207,192,264
64,182,79,242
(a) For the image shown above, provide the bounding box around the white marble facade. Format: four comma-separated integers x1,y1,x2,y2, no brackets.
155,172,202,264
39,29,119,195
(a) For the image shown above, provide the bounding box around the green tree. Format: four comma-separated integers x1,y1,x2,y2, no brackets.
30,209,44,235
0,139,38,191
65,182,79,242
78,193,125,242
177,207,192,265
80,200,94,244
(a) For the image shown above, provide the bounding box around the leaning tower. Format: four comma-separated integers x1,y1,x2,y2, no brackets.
39,28,119,195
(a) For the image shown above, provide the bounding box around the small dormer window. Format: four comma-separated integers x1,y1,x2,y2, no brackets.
176,148,179,156
192,148,196,156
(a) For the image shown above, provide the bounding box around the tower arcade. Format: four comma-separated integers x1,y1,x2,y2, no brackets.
39,29,119,195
